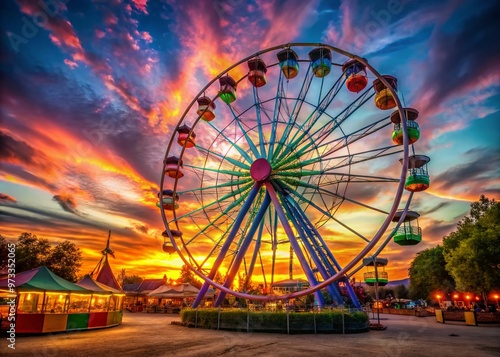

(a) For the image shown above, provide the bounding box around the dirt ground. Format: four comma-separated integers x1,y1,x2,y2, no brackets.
2,312,499,357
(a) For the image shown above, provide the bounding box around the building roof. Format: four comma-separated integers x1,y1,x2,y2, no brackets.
95,257,122,290
123,279,165,294
122,282,142,292
0,266,90,293
148,283,213,298
77,275,123,294
272,279,309,287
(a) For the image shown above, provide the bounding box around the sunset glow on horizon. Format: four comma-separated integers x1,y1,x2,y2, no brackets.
1,0,499,286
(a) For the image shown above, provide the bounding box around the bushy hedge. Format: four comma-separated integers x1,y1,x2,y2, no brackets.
180,308,369,334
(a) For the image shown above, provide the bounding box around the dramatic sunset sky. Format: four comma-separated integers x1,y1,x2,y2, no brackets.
1,0,499,284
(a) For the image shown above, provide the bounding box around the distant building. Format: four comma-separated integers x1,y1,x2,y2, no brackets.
271,279,310,294
123,278,166,311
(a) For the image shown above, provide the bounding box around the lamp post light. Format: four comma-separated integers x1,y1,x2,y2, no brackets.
436,294,441,308
373,256,380,327
494,294,499,309
466,295,471,309
453,294,458,308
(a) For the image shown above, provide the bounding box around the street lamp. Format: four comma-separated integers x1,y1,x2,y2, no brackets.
494,294,499,308
437,294,441,307
453,294,458,308
466,295,471,309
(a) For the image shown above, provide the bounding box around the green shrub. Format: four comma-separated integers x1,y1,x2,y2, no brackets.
180,308,368,333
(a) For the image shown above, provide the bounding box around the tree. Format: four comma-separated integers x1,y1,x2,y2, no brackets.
443,195,495,251
13,232,82,282
370,286,394,300
394,284,410,299
117,268,126,286
46,240,82,282
176,264,201,288
408,246,455,300
122,274,143,285
213,271,225,285
443,197,500,304
237,271,255,293
15,233,51,273
0,235,9,271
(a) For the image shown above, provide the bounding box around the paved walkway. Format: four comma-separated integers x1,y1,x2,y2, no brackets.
2,312,499,356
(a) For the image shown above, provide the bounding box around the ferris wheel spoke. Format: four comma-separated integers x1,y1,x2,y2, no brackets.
279,75,345,158
277,176,390,215
313,90,374,144
283,114,390,167
274,178,371,243
280,144,401,175
193,182,263,307
271,64,314,162
176,177,252,195
323,146,403,171
320,172,400,184
194,145,250,170
265,181,326,305
206,121,255,164
215,192,271,305
184,163,249,177
274,89,374,166
252,88,267,158
275,92,374,169
228,106,262,159
197,219,238,270
170,181,253,225
268,72,285,160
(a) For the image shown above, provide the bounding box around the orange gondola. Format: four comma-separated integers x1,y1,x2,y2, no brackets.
247,58,267,87
196,96,216,122
342,59,368,93
373,75,398,110
177,125,196,148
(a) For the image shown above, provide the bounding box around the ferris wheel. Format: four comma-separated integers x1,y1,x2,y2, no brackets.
159,43,431,308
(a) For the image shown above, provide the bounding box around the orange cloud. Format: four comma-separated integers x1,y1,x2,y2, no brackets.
0,193,17,203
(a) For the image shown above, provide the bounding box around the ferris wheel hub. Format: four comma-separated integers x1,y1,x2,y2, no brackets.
250,158,272,182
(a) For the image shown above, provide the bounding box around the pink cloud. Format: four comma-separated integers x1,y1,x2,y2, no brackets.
104,12,119,26
141,31,153,43
155,0,321,130
339,0,357,48
132,0,148,14
95,29,106,39
255,0,321,47
16,1,159,121
64,58,78,69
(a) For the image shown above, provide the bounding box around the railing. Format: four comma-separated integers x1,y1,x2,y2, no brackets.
395,225,422,236
394,120,419,130
364,271,388,280
408,167,428,176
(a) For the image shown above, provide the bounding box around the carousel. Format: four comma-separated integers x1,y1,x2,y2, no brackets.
0,231,124,334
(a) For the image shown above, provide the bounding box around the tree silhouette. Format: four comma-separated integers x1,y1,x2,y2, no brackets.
444,196,500,305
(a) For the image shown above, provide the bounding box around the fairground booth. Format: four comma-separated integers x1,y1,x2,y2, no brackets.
0,266,124,334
